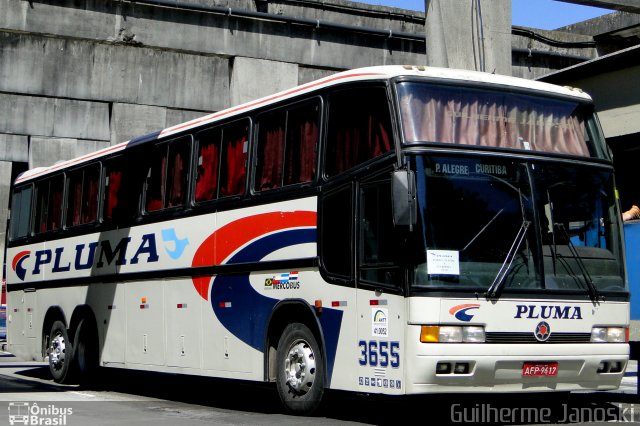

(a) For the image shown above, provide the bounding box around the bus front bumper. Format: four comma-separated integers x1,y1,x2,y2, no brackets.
405,342,629,394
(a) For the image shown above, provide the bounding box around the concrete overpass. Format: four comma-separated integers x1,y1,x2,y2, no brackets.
557,0,640,13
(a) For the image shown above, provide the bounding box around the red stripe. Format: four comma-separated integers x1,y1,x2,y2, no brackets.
191,211,317,300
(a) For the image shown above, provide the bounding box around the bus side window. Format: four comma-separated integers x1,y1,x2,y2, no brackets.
256,110,286,191
359,179,402,288
326,87,393,177
145,136,191,212
9,185,33,239
320,184,354,282
104,156,141,224
285,102,319,185
66,164,100,227
219,121,248,197
195,127,222,203
166,140,190,208
255,102,319,192
34,175,64,234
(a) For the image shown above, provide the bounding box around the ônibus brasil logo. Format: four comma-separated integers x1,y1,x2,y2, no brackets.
449,304,480,322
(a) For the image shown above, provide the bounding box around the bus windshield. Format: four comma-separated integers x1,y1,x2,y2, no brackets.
397,81,602,158
409,155,626,296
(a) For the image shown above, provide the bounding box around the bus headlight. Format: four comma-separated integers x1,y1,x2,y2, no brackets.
591,327,628,343
462,326,486,343
420,325,485,343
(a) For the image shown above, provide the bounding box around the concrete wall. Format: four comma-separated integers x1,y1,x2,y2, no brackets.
511,27,597,80
0,0,426,271
0,0,426,167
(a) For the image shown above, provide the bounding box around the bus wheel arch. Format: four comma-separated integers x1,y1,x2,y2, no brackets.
266,301,326,414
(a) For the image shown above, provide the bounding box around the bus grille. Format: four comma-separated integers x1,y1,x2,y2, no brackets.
485,332,591,343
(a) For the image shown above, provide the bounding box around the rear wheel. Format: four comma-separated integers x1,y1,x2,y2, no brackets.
48,321,74,384
275,323,325,414
73,317,99,384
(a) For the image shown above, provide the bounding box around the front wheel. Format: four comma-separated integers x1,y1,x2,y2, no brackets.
47,321,74,384
275,323,325,414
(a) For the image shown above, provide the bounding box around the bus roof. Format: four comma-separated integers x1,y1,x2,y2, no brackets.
15,65,592,184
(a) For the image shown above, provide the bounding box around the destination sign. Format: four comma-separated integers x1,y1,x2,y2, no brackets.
426,158,516,181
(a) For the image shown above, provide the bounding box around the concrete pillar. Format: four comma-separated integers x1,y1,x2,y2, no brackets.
425,0,512,76
230,57,299,107
0,161,12,277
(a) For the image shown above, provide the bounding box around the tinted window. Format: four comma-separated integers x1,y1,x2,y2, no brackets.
195,119,249,202
9,185,33,239
104,155,142,223
145,136,191,212
255,101,319,191
321,184,353,280
326,87,393,177
397,82,600,158
34,175,64,234
359,180,402,287
66,164,100,227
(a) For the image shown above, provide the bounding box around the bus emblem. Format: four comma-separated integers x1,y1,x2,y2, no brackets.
11,251,31,281
534,321,551,342
449,304,480,322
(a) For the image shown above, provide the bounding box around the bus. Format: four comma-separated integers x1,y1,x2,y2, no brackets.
5,65,629,413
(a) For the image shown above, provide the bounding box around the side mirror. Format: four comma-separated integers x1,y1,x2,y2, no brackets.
392,169,417,227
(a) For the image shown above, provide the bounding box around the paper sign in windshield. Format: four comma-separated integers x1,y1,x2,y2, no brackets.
427,250,460,275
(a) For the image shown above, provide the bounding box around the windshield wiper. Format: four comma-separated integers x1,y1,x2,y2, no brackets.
554,223,601,303
486,220,530,300
462,208,504,252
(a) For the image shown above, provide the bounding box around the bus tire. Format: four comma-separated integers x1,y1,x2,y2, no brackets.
47,321,74,384
275,323,325,415
73,318,99,384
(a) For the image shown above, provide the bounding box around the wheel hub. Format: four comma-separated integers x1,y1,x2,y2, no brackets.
284,341,316,395
49,333,66,370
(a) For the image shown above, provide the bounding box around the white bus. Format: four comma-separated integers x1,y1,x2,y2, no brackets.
6,65,629,414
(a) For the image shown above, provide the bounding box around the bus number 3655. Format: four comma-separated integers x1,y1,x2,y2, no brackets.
358,340,400,368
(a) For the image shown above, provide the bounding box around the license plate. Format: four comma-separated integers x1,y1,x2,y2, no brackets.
522,362,558,377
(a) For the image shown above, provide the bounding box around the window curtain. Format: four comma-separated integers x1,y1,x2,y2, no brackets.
221,134,247,197
330,113,391,175
146,152,167,212
83,167,99,224
105,169,122,220
285,108,318,185
48,178,63,231
400,87,590,156
68,175,83,226
167,146,186,207
195,139,220,202
257,117,285,191
327,88,393,176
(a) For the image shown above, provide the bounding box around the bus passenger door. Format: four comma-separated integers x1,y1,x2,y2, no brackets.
355,178,406,395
